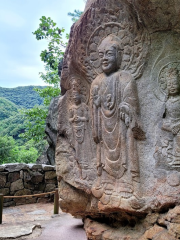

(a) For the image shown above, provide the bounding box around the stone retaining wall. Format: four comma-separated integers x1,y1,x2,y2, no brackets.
0,163,57,207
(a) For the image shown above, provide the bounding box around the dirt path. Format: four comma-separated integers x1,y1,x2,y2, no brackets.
1,203,87,240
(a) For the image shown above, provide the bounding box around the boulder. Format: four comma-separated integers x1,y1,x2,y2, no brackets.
0,188,9,195
36,146,50,165
0,165,5,172
5,163,28,172
0,174,6,188
45,171,57,180
45,184,56,192
10,179,24,192
14,189,31,196
42,165,55,171
31,172,44,184
45,96,59,165
8,172,20,182
55,0,180,238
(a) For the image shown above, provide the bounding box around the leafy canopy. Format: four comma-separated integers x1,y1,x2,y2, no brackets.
68,10,83,22
0,11,84,165
21,16,69,143
0,97,19,121
0,86,45,109
0,136,38,164
32,16,66,104
21,11,83,143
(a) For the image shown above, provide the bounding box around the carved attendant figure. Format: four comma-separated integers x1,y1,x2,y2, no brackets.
162,68,180,165
69,78,93,180
90,35,143,204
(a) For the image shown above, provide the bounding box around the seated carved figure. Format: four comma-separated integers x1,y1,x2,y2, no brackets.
90,35,143,206
162,68,180,165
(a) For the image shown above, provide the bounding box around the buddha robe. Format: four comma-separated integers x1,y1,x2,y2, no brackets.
90,71,140,182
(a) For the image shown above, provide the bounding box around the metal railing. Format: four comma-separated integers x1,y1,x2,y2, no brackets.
0,188,59,224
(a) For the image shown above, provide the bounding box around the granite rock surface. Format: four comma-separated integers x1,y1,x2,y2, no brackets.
56,0,180,239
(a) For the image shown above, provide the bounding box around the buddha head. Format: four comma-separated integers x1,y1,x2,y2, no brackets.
72,91,81,105
98,35,122,75
71,77,82,105
167,68,180,96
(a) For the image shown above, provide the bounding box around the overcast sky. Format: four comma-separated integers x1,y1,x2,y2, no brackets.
0,0,85,88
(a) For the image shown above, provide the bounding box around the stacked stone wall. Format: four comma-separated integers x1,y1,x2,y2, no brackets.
0,163,57,207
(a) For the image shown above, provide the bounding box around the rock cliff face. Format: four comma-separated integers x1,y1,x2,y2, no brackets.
45,97,59,165
56,0,180,239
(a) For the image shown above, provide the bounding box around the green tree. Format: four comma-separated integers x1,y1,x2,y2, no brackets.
15,140,39,164
68,10,83,22
22,11,83,144
0,136,39,164
21,16,67,143
0,136,16,164
0,97,19,121
32,16,66,102
0,11,84,165
20,105,47,142
0,112,27,142
0,86,45,109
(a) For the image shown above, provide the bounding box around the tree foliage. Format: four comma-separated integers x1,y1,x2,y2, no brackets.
0,112,26,141
0,86,45,109
0,136,38,164
22,9,85,143
32,16,66,98
68,9,83,22
0,92,47,164
0,10,84,165
20,105,48,143
0,97,19,121
21,16,69,143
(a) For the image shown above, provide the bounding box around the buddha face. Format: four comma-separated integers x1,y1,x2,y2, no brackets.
72,92,81,105
98,43,119,75
167,76,180,96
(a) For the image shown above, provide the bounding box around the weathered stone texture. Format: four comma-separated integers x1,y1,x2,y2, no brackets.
8,172,20,182
45,184,56,192
0,174,6,188
45,97,59,165
42,165,55,171
84,207,180,239
14,197,26,206
45,171,57,180
0,165,5,172
29,164,42,171
31,172,44,184
36,145,50,165
10,179,24,192
0,188,9,195
0,163,57,207
56,0,180,239
14,189,31,196
5,163,28,172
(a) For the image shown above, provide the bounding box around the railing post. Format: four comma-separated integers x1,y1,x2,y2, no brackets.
0,194,3,224
54,188,59,214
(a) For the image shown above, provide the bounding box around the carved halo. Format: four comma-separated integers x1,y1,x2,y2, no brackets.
86,22,149,80
158,62,180,95
152,55,180,102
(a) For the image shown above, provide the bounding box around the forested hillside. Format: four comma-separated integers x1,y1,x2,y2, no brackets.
0,97,19,121
0,86,46,109
0,86,46,164
0,111,26,142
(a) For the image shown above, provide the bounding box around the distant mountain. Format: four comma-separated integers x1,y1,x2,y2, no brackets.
0,86,46,109
0,97,19,121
